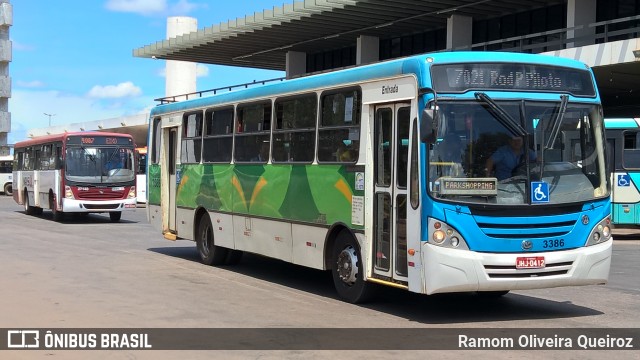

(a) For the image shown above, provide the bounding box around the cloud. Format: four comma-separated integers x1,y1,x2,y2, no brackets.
15,80,45,88
105,0,167,15
170,0,202,15
87,82,142,98
12,41,36,51
196,64,209,77
105,0,204,16
9,89,154,143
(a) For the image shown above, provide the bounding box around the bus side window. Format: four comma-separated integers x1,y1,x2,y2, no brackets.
55,145,63,169
151,118,161,164
234,102,271,163
181,111,203,164
203,107,233,163
273,94,317,163
623,130,640,169
318,88,361,163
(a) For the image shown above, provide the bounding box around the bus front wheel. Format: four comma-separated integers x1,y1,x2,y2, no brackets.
109,212,122,222
196,215,228,266
331,230,375,304
50,194,64,222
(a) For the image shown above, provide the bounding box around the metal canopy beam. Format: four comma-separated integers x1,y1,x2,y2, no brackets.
133,0,565,70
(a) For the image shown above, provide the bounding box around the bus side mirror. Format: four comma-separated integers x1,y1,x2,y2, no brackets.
421,108,438,143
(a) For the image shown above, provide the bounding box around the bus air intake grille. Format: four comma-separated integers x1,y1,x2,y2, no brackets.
484,261,573,278
76,192,125,200
474,218,577,239
82,203,121,210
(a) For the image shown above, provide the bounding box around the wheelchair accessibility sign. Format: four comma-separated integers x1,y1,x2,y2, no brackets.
617,174,631,187
531,181,549,203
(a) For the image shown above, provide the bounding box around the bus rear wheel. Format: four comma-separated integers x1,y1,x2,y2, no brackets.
4,183,12,196
23,190,35,215
196,215,228,266
331,230,375,303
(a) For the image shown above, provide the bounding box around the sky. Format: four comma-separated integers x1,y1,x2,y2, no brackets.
8,0,291,144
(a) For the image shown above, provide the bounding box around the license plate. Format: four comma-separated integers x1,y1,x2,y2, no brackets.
516,256,545,269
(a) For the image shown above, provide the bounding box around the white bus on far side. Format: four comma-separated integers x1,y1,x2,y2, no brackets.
0,155,13,196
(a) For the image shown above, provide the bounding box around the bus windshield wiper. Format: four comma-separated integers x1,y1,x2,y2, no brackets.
544,95,569,150
474,92,527,137
105,146,122,166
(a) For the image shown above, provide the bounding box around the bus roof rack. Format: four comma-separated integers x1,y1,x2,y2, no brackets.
154,77,286,105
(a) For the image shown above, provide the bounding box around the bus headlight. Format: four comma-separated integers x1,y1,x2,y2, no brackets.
585,216,612,246
64,186,74,199
127,186,136,199
427,218,469,250
433,230,446,244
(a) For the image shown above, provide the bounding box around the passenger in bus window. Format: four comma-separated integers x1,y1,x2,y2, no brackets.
436,133,464,177
485,135,537,180
252,142,270,162
336,142,355,162
437,134,462,163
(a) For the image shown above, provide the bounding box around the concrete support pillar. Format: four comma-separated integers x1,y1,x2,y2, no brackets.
567,0,597,47
357,35,379,65
446,14,473,50
0,0,10,154
286,51,306,79
166,17,197,100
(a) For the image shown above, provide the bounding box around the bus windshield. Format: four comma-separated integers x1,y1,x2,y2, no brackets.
65,146,136,184
428,100,609,205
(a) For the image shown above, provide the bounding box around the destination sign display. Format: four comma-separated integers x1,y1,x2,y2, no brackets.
66,136,133,146
437,177,498,196
431,63,595,96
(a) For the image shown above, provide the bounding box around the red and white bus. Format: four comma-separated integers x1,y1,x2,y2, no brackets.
13,132,137,222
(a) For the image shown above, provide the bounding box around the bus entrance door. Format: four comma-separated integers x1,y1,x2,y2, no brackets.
161,126,179,240
372,103,410,283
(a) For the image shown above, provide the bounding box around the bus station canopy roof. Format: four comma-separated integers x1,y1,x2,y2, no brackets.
133,0,563,71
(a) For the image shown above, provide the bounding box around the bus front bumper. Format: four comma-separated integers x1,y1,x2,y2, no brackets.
61,198,137,213
422,240,612,295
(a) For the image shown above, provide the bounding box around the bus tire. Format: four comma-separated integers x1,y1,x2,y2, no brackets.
23,190,35,215
4,183,12,196
225,249,243,265
196,214,228,266
331,230,375,304
50,193,64,222
109,212,122,222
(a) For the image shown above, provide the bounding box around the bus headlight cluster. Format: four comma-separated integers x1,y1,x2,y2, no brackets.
127,186,136,199
64,186,74,199
428,218,469,250
586,216,612,246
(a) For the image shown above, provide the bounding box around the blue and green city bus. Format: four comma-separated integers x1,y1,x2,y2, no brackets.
604,117,640,227
147,51,612,303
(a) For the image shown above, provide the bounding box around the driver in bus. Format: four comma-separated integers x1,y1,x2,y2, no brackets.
485,135,537,180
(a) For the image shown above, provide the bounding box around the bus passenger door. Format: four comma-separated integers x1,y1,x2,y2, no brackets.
372,103,410,282
161,126,179,238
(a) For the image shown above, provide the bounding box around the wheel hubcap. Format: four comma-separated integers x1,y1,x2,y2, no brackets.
336,246,358,285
